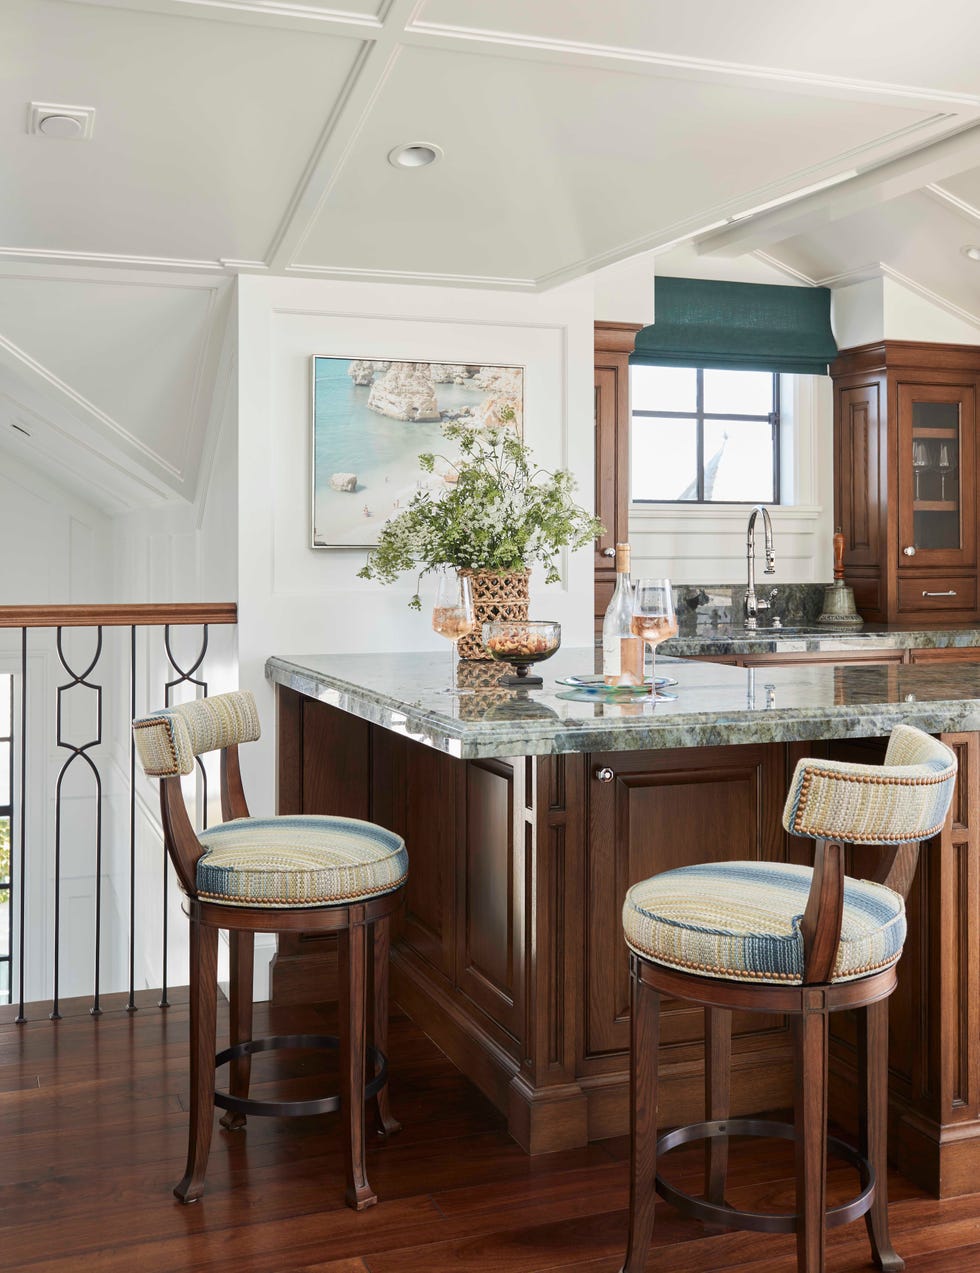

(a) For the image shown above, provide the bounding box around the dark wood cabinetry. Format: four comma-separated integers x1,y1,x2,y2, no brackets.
593,322,639,630
833,341,980,624
275,681,980,1196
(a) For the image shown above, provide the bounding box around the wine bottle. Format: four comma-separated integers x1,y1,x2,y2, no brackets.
602,543,644,686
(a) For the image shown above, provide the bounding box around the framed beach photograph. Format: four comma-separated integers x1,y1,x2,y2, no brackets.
311,356,525,548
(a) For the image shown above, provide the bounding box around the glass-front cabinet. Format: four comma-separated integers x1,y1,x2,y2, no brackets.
897,383,976,569
832,343,980,624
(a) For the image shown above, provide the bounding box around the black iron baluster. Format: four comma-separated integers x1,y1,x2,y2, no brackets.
159,624,210,1009
52,626,104,1020
15,627,26,1024
127,624,137,1013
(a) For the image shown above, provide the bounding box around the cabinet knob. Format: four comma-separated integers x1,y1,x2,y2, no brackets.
594,766,615,783
903,546,916,557
601,548,616,559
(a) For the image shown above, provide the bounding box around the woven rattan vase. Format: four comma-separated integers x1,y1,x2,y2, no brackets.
458,568,530,661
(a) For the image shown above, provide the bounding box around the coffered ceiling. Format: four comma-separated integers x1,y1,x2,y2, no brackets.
2,0,980,511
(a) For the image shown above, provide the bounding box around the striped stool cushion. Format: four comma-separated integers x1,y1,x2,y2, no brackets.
623,861,905,985
195,815,407,908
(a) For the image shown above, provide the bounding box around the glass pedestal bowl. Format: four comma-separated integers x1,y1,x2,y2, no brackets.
482,621,561,686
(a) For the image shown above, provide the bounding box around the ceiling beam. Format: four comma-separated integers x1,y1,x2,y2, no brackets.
697,120,980,257
264,0,419,272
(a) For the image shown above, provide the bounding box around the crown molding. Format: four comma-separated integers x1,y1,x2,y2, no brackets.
56,0,383,36
0,392,175,512
923,181,980,225
283,262,537,289
0,332,184,482
405,19,980,111
778,255,977,328
879,262,980,331
750,251,819,286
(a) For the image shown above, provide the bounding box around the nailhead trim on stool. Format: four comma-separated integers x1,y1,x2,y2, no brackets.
623,860,906,985
195,815,408,907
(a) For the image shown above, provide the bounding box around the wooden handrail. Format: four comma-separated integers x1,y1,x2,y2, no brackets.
0,603,237,628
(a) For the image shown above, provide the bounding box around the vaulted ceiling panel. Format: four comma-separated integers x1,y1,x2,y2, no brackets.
0,0,365,264
296,42,942,283
765,190,980,325
0,274,223,485
415,0,980,97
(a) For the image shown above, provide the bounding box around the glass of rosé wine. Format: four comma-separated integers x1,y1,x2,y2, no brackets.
432,570,476,695
630,578,678,696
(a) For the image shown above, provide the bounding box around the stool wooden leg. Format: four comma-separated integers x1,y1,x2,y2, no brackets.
340,907,377,1211
175,917,219,1204
859,997,904,1272
794,990,829,1272
620,962,660,1273
220,930,254,1132
372,916,401,1138
704,1006,732,1211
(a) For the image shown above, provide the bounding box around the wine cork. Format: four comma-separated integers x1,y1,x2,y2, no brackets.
615,542,631,573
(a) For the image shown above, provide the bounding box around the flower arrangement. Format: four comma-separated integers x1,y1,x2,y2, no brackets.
357,415,603,609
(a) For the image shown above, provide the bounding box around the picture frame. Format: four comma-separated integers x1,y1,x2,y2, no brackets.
310,356,525,549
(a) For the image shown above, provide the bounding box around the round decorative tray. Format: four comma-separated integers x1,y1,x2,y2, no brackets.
556,674,678,693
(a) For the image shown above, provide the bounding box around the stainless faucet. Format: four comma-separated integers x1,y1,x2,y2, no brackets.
744,504,777,629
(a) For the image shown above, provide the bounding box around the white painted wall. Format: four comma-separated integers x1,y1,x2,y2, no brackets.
107,319,239,1001
832,275,980,347
236,273,597,816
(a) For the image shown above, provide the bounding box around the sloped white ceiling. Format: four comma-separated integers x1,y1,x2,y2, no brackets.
0,274,219,481
1,0,365,265
417,0,980,97
1,0,980,515
296,42,939,283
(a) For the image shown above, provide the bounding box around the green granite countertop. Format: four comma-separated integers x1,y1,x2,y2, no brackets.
267,650,980,760
661,624,980,657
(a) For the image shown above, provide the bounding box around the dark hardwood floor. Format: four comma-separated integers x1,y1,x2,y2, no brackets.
3,993,980,1272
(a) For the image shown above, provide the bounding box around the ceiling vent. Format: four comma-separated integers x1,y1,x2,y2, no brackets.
27,102,95,139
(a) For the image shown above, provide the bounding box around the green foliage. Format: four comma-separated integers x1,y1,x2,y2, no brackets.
0,817,8,897
357,421,604,608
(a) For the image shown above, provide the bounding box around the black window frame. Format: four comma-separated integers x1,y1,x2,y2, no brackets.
631,367,781,505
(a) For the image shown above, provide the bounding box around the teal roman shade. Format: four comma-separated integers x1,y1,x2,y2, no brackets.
631,276,837,375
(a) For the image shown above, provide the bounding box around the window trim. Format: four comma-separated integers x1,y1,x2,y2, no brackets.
631,368,781,506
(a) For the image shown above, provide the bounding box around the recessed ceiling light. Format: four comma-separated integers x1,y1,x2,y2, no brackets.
962,245,980,261
387,143,443,169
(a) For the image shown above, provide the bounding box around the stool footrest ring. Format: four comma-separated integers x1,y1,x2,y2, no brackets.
656,1117,874,1235
213,1033,388,1119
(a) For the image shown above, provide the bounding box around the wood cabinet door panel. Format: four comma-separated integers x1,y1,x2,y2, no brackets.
838,381,882,569
374,730,459,985
457,758,522,1039
585,744,785,1060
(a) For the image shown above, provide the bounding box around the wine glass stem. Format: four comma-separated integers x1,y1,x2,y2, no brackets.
649,643,657,696
450,642,457,696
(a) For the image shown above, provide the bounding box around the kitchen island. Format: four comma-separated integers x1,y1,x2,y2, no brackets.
268,650,980,1197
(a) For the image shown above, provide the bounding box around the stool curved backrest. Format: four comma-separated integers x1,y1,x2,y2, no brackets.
132,689,262,898
782,724,957,984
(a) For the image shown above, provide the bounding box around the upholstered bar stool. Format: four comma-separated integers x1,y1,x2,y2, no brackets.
132,690,407,1210
619,724,957,1273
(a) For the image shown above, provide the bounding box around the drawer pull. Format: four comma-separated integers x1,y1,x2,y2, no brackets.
922,590,957,598
594,766,615,783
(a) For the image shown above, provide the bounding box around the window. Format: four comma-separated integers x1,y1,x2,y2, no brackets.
630,366,780,504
